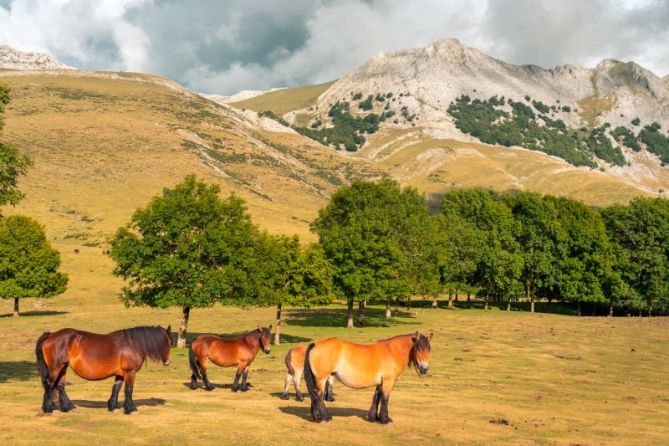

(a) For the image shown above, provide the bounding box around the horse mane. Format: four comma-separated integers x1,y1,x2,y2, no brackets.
414,334,431,352
234,327,269,340
111,326,170,362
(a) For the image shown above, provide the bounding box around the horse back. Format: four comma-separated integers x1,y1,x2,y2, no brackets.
194,334,253,367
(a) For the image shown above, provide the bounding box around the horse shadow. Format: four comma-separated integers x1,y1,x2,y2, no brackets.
182,382,253,390
0,310,68,319
71,398,166,409
279,405,368,420
0,361,39,383
285,307,420,328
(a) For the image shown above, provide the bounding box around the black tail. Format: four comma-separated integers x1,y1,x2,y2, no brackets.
188,338,202,381
303,342,319,405
285,348,295,376
35,332,51,390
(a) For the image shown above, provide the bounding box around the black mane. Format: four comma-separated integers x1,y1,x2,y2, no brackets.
111,326,170,362
414,334,431,352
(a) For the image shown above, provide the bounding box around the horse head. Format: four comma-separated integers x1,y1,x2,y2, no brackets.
258,325,272,354
411,331,433,375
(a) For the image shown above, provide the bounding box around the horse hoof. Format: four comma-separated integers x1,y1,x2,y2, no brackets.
240,387,249,392
368,416,379,423
204,386,214,392
295,395,304,402
280,394,289,400
380,417,393,425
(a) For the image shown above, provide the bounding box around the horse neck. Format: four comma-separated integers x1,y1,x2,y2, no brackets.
389,335,415,363
244,331,261,352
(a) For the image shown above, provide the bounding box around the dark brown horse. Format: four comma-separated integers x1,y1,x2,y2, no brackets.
35,325,173,414
304,332,433,423
189,326,272,392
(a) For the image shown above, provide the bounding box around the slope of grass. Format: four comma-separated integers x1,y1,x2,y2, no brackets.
231,80,336,115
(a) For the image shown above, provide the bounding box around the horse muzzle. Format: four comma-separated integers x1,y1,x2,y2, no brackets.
263,347,271,354
163,359,171,366
418,363,428,374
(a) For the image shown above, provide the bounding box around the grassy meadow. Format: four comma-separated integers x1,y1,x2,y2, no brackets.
1,256,668,446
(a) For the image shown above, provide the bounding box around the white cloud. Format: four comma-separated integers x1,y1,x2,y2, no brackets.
1,0,667,93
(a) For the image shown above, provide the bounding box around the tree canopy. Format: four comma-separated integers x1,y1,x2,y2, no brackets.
0,83,32,211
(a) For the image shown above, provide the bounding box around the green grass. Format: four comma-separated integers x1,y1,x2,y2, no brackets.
231,81,336,116
1,292,668,445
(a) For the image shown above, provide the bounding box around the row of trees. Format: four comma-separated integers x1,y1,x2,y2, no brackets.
0,82,68,316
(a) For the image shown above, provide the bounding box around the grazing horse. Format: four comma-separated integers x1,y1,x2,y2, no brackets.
304,331,433,424
281,344,335,402
35,325,173,414
189,326,272,392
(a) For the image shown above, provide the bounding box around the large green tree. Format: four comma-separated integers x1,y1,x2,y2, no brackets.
109,176,269,347
601,198,669,315
258,235,333,344
0,215,68,316
312,179,432,327
0,83,32,211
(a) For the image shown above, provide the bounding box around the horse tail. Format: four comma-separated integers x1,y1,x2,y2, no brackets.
285,348,295,376
188,338,202,380
303,342,319,403
35,332,51,390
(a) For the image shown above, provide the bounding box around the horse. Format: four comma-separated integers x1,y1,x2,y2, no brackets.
281,344,335,402
189,325,272,392
35,325,173,414
304,331,433,424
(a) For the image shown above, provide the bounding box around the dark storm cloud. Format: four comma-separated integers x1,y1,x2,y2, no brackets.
1,0,667,94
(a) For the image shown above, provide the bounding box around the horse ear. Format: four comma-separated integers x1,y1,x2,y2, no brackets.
258,325,262,332
166,325,171,334
428,332,433,342
269,324,272,332
413,331,420,341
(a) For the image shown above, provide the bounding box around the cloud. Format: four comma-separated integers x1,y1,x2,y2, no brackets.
1,0,668,94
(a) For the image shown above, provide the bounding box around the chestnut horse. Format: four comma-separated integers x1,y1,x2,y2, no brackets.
304,331,433,423
189,326,271,392
281,344,335,402
35,325,173,414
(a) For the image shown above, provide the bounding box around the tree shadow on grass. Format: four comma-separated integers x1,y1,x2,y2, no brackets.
279,405,368,421
0,310,68,319
0,361,39,383
285,307,420,328
71,398,165,409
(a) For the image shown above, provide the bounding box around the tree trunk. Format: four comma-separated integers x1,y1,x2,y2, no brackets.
608,305,613,317
448,293,454,308
577,301,582,317
455,292,459,302
357,300,366,325
177,306,191,348
507,300,511,311
274,303,282,345
592,305,596,316
467,293,471,302
431,298,438,309
13,297,19,317
484,297,489,310
527,284,534,313
648,308,652,317
385,300,392,319
346,299,354,328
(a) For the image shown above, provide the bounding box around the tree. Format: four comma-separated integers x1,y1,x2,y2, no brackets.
547,196,614,316
441,189,523,309
311,179,431,327
601,198,669,315
259,235,333,344
504,192,561,312
0,83,32,212
0,216,68,316
109,176,269,347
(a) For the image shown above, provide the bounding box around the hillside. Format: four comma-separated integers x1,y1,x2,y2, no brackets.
238,38,668,199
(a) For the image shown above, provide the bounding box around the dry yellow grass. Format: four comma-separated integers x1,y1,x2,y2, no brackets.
231,81,336,115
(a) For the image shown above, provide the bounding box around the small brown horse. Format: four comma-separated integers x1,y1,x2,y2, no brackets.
189,326,272,392
304,331,433,424
281,344,335,402
35,325,173,414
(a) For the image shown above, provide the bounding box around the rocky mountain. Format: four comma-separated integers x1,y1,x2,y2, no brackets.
0,45,75,70
245,38,667,195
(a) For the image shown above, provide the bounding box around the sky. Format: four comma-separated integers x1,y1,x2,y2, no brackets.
1,0,668,94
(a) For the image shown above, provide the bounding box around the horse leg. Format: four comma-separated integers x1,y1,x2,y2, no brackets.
240,365,250,392
123,371,138,415
107,375,123,411
294,370,304,402
367,385,381,422
41,367,60,413
314,377,332,422
55,365,75,412
231,367,242,392
281,373,292,400
378,379,395,424
200,360,215,391
325,375,335,402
